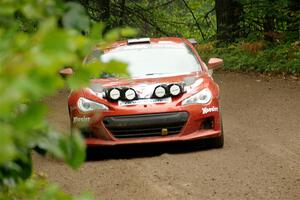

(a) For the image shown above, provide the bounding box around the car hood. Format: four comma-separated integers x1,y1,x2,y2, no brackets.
78,71,215,105
89,72,206,92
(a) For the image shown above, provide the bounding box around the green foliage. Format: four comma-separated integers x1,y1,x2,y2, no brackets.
129,0,216,40
198,41,300,73
63,2,90,32
0,177,93,200
240,0,300,41
80,0,216,41
0,0,136,198
80,0,299,44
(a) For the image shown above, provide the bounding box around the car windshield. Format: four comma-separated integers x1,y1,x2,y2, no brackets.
99,42,201,77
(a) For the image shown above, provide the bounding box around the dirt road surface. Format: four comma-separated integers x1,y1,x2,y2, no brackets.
33,71,300,200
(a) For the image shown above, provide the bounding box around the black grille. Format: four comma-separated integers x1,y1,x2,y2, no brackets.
103,112,188,139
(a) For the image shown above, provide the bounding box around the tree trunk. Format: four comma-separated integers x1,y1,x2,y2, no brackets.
119,0,126,26
287,0,300,41
95,0,110,21
79,0,110,22
263,16,275,42
215,0,243,43
263,0,276,42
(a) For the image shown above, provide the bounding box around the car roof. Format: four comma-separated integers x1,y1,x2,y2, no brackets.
106,37,190,51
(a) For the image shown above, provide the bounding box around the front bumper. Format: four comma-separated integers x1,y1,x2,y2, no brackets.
103,112,189,139
71,100,222,146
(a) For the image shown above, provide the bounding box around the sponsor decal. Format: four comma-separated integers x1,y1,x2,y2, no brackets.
73,116,90,123
118,97,171,106
134,83,161,99
202,106,218,114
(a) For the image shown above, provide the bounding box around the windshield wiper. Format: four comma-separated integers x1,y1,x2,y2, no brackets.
99,72,116,78
144,73,166,76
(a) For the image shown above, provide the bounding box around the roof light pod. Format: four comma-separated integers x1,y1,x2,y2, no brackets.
124,88,137,101
127,38,150,45
169,84,183,96
153,85,168,98
107,88,122,101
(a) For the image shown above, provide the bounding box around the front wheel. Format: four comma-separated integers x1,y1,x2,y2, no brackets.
207,122,224,148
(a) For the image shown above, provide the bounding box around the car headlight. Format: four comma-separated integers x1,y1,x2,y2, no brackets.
182,88,212,105
77,97,108,112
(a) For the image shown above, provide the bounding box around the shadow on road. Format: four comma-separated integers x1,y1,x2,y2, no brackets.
86,140,215,161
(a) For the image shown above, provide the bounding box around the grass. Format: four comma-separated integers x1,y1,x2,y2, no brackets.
197,41,300,74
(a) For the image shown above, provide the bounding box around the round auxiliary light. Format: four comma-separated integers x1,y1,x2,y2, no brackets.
169,84,181,96
154,85,167,98
124,88,137,101
108,88,121,101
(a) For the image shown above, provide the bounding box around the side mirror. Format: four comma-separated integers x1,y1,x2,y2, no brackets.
208,58,223,70
59,67,73,78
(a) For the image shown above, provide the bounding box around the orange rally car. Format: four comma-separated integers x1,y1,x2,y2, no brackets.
61,37,224,148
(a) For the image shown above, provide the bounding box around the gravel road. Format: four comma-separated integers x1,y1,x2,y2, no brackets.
33,71,300,200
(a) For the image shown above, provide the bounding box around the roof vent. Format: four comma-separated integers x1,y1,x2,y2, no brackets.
188,38,198,46
127,38,150,45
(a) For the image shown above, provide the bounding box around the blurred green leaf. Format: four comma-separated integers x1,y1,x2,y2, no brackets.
63,2,90,32
120,27,138,37
59,130,86,169
35,129,86,170
104,28,121,42
0,177,93,200
0,126,16,165
0,0,135,198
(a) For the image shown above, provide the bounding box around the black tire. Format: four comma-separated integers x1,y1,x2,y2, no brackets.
33,146,47,156
207,122,224,148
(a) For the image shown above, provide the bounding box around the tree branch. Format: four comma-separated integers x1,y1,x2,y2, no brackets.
146,0,176,11
204,7,215,19
113,3,172,36
181,0,205,40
